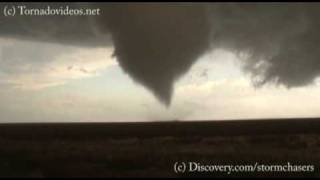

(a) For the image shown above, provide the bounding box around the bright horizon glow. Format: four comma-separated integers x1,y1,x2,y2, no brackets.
1,38,320,122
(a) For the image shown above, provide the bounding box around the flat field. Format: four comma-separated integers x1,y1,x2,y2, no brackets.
0,119,319,177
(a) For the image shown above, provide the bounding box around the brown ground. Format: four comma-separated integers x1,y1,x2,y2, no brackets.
0,119,320,177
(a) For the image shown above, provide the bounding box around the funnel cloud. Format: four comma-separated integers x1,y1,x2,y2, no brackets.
1,3,320,106
101,4,210,105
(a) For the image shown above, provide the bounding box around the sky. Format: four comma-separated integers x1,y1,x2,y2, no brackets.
2,3,320,122
1,37,320,122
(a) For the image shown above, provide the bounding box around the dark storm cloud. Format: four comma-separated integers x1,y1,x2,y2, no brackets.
2,3,320,105
100,4,210,105
104,3,320,104
101,3,320,104
0,3,112,46
207,3,320,88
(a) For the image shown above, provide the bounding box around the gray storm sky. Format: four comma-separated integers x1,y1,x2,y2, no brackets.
1,3,320,122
